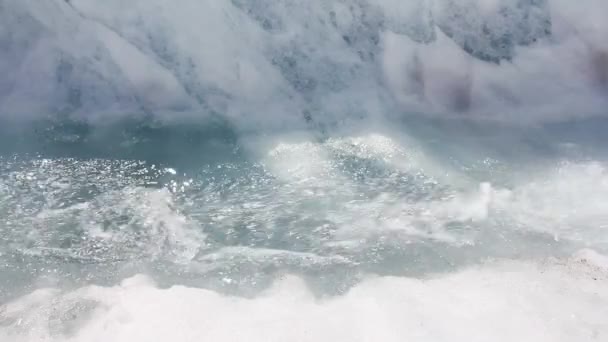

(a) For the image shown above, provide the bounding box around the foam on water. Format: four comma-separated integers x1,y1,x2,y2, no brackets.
2,1,608,340
1,134,607,286
1,254,607,342
1,133,608,339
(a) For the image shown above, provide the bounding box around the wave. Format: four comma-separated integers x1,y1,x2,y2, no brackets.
2,2,608,340
2,133,608,301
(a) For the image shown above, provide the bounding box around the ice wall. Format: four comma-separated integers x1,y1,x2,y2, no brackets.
0,0,606,127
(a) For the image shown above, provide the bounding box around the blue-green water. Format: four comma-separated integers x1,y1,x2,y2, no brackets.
1,1,608,341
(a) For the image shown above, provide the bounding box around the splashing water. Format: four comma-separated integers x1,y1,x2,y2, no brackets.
1,0,608,341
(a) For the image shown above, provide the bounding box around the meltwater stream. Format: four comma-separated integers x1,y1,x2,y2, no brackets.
1,0,608,341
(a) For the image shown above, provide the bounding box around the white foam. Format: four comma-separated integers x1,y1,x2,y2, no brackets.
28,186,206,265
253,133,475,245
1,254,607,342
493,162,608,245
226,134,608,249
